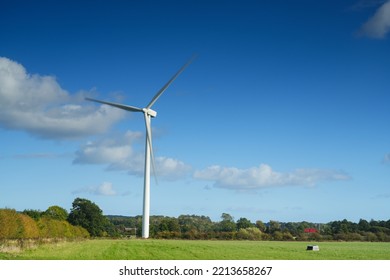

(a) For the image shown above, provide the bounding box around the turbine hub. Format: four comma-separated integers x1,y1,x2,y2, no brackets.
143,108,157,118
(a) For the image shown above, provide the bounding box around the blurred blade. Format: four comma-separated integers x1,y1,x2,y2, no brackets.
144,113,158,184
146,55,196,109
85,97,143,112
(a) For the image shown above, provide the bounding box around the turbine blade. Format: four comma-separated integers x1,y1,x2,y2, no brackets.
146,55,196,109
85,97,143,112
144,113,158,184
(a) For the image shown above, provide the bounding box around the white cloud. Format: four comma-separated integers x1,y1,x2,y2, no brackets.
154,157,193,181
74,131,141,165
193,164,350,190
95,182,117,196
73,182,117,196
73,131,192,181
0,57,125,139
359,0,390,38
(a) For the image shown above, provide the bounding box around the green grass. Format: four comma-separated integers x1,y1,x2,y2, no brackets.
1,239,390,260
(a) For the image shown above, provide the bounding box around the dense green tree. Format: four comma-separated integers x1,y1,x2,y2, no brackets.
283,222,299,236
22,209,43,220
68,197,115,237
217,213,236,232
295,221,313,233
255,220,267,232
221,213,234,223
385,220,390,229
358,219,370,231
158,217,180,232
43,206,68,221
236,217,253,230
178,215,213,233
330,219,358,234
369,219,379,227
268,220,281,234
320,223,333,236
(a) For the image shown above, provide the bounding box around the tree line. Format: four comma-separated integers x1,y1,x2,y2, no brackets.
109,213,390,242
2,197,390,242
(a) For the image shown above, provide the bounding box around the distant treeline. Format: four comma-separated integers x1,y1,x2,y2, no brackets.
2,197,390,242
108,214,390,242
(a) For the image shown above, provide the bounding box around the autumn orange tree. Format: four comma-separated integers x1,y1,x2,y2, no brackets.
0,208,89,239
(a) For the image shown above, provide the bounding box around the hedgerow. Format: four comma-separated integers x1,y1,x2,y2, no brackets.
0,209,89,239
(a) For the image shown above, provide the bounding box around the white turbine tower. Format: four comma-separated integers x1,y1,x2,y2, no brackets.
85,58,194,238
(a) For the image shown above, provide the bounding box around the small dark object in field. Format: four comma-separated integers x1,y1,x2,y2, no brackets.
306,245,320,251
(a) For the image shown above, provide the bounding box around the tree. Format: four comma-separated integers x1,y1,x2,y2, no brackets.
272,231,283,240
221,213,234,222
19,214,39,238
0,209,24,238
43,206,68,221
358,219,370,232
237,227,262,240
217,213,236,232
268,220,281,234
255,220,266,232
68,197,114,237
22,209,43,220
246,227,262,240
236,217,253,230
178,215,213,234
158,217,180,232
284,222,299,236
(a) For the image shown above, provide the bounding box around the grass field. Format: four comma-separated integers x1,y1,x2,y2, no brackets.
1,239,390,260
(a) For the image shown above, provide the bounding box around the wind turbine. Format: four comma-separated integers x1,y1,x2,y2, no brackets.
85,58,194,238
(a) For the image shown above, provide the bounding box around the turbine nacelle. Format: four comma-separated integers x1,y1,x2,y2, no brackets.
143,108,157,118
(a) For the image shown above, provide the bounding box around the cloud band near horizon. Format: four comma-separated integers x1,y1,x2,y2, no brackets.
194,164,350,190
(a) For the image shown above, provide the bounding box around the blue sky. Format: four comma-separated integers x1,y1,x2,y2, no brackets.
1,0,389,223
